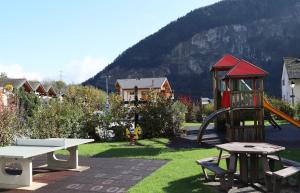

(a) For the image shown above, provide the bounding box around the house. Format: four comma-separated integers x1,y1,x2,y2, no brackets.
201,97,213,105
281,57,300,104
0,78,34,110
29,81,47,96
115,77,173,102
0,78,33,93
44,85,57,97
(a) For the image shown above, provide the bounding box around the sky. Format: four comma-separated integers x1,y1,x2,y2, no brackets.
0,0,220,83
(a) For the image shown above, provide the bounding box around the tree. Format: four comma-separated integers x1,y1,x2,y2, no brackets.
0,72,7,78
64,85,107,139
16,88,41,117
42,80,67,95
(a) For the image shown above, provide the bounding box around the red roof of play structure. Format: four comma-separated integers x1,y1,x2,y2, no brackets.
211,54,240,71
225,60,268,78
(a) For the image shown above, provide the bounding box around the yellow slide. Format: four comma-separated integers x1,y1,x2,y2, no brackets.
263,98,300,128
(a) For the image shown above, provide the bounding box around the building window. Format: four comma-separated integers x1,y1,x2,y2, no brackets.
282,79,285,86
129,91,134,95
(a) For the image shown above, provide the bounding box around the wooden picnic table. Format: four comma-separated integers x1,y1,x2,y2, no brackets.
216,142,285,186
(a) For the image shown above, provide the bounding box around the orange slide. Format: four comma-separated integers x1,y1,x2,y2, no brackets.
263,98,300,128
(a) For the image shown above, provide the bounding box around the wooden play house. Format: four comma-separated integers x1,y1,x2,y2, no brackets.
211,55,268,142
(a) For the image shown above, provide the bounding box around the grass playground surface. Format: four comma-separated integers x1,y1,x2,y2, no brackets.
60,137,300,193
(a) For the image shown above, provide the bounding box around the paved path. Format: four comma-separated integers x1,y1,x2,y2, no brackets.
2,156,167,193
265,123,300,148
175,123,300,148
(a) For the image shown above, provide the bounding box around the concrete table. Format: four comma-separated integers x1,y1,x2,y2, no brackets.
0,138,94,189
216,142,285,186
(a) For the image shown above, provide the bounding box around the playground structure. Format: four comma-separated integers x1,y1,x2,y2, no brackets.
198,55,300,143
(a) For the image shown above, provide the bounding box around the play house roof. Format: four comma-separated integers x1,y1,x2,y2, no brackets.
225,60,268,79
211,54,240,71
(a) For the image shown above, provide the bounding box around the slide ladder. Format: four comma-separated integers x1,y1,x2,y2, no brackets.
265,113,282,130
197,108,230,143
263,98,300,128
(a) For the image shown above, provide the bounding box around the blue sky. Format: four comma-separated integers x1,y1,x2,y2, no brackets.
0,0,220,83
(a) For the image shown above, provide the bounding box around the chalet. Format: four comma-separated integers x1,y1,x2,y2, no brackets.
0,78,33,92
115,77,173,102
282,57,300,104
43,85,57,98
29,81,47,96
0,78,33,110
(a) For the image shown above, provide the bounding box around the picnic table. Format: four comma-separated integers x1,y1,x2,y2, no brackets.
215,142,285,185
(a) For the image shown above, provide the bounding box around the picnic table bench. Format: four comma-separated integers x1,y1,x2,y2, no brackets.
266,155,300,193
196,153,235,190
0,138,94,189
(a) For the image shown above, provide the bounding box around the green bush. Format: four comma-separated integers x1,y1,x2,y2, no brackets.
294,103,300,120
89,94,131,141
138,92,185,138
185,105,196,122
25,85,107,139
28,100,85,139
196,110,203,122
269,98,294,118
0,109,25,146
202,103,214,117
16,89,41,117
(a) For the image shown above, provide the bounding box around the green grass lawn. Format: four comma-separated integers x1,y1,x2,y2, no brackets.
71,138,300,193
182,122,202,127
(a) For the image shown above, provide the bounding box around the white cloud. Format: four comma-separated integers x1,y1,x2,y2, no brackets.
0,63,43,80
62,56,109,84
0,56,109,84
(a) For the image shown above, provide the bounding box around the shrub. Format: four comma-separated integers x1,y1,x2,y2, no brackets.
28,100,85,139
138,91,185,138
196,109,203,122
185,105,196,122
16,89,41,117
202,103,214,117
0,109,25,146
89,94,131,141
269,97,294,118
294,103,300,120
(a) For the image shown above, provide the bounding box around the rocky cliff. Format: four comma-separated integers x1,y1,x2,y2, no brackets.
84,0,300,98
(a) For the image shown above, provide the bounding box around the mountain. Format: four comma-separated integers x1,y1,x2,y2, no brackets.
83,0,300,98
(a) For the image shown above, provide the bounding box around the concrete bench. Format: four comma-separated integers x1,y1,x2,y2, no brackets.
0,138,94,189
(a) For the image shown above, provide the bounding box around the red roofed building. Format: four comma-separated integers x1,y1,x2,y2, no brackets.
225,60,268,79
211,54,240,71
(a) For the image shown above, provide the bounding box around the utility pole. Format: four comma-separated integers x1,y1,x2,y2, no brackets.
105,75,111,112
59,70,63,81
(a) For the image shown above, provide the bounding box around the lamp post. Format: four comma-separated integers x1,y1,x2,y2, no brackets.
290,80,295,106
